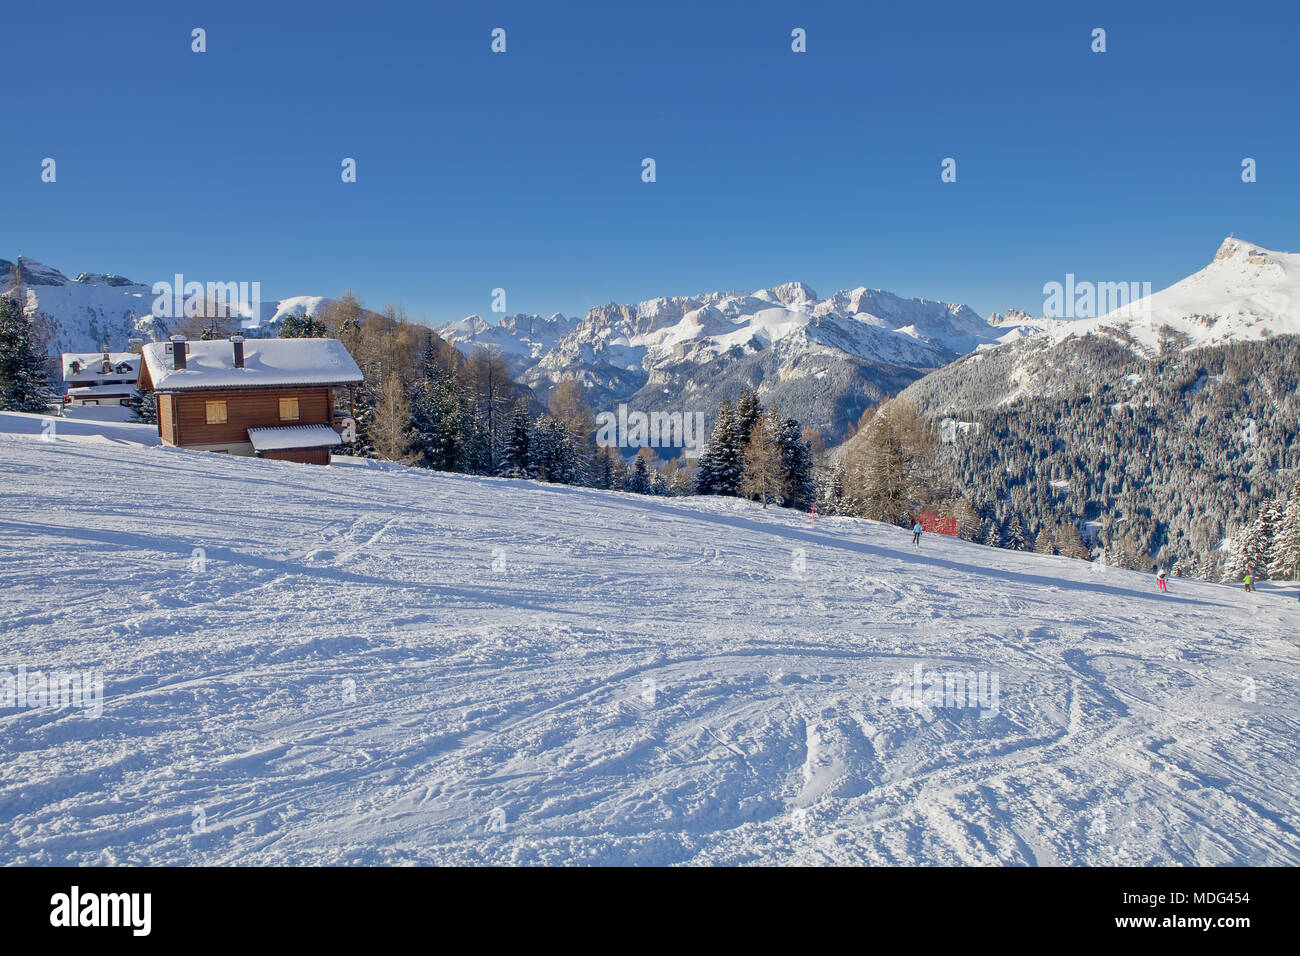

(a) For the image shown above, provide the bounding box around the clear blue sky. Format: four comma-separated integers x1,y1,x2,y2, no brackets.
3,0,1296,325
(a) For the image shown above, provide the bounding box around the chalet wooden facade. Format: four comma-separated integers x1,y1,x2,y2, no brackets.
138,335,364,465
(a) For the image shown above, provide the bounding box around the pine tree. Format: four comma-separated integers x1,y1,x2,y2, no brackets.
593,448,615,489
409,366,470,471
1221,527,1250,583
501,403,533,478
627,455,651,494
696,399,743,496
133,388,158,425
0,292,54,413
733,389,763,449
1269,481,1300,580
1053,522,1091,560
1238,514,1272,580
1256,498,1286,579
279,313,328,338
775,414,815,511
1004,515,1028,551
531,415,577,483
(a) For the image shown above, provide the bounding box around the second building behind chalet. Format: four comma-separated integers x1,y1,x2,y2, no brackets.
138,335,364,465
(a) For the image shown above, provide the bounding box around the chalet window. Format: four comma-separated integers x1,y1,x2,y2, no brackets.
279,397,300,421
206,400,228,424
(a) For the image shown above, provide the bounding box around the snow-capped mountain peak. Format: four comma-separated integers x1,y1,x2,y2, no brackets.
1052,236,1300,352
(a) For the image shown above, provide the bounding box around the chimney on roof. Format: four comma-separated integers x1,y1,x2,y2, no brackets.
231,334,245,368
170,335,187,370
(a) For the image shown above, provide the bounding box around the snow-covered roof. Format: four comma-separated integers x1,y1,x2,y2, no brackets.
247,423,344,451
67,383,136,396
141,338,363,391
62,352,139,383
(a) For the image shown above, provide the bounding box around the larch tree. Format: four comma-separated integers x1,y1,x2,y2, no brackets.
465,347,513,475
369,372,414,464
739,414,784,508
842,397,936,525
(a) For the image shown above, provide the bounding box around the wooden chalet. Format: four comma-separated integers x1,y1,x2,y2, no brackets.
137,335,364,465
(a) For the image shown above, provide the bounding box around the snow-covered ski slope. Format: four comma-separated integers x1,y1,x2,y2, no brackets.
1,415,1297,865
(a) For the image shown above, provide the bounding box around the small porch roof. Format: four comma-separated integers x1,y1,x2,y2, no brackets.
246,423,343,452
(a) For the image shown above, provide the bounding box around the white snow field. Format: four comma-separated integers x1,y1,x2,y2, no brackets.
1,414,1298,866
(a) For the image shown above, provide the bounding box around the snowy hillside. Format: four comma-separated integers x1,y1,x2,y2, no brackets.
2,411,1297,865
0,258,331,357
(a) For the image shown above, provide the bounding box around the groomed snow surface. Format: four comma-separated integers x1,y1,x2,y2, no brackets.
1,412,1297,865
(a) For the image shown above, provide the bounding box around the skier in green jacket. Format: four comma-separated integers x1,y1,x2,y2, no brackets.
1243,571,1255,593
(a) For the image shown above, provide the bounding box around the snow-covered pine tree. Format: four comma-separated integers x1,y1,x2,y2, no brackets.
1004,515,1028,551
627,455,651,494
814,459,846,515
409,366,471,472
733,389,763,448
775,414,815,512
1239,512,1273,579
1255,498,1286,579
1268,481,1300,580
1221,527,1250,583
501,403,533,478
278,313,328,338
695,398,743,496
133,387,158,425
0,292,54,413
530,415,577,484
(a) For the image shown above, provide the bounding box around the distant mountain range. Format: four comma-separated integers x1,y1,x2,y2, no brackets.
9,236,1296,444
0,258,328,358
439,282,1055,440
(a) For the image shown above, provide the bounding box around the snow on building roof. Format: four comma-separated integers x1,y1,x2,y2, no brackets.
62,352,139,383
141,338,363,391
67,383,137,396
247,423,345,452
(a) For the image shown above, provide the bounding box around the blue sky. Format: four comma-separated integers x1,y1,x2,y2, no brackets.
2,0,1296,325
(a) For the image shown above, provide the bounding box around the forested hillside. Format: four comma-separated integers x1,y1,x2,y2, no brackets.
913,335,1300,575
